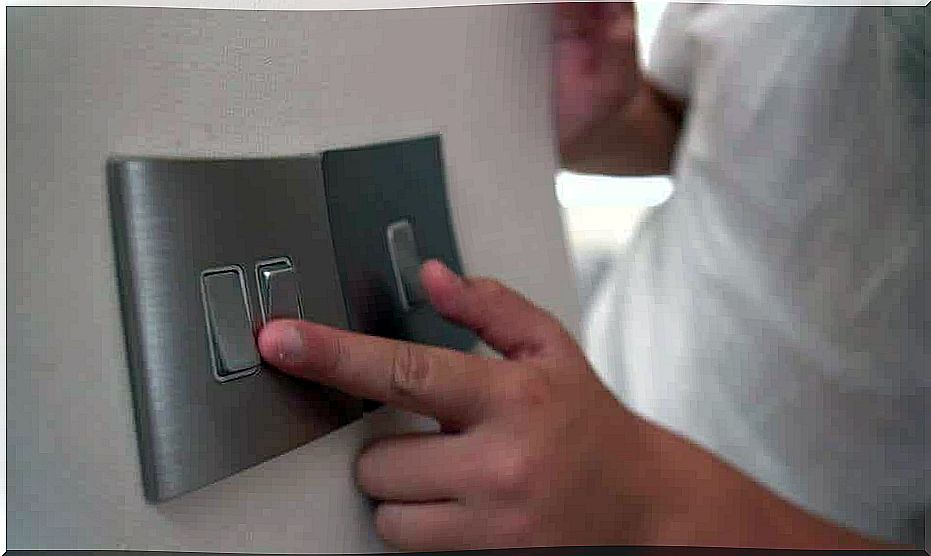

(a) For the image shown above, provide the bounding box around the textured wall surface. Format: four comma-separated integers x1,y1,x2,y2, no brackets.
7,6,580,551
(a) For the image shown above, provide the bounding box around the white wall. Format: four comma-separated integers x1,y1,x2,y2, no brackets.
7,6,580,551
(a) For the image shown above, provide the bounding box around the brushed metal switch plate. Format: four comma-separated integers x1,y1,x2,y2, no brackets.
107,156,363,503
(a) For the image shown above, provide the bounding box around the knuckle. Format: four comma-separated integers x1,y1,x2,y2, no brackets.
459,444,493,493
471,277,512,303
373,505,400,546
353,448,380,495
485,446,536,499
500,367,554,410
387,343,433,401
528,305,577,348
373,504,419,551
324,334,352,378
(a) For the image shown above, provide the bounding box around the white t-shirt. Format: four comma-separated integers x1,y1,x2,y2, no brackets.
583,5,927,546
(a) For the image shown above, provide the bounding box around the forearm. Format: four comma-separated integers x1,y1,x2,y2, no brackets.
637,417,901,549
560,78,685,177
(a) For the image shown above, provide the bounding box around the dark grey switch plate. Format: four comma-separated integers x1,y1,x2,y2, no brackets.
107,156,363,503
322,136,478,354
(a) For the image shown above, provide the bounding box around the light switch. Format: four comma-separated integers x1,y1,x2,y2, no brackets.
256,257,304,323
200,266,260,380
386,219,427,311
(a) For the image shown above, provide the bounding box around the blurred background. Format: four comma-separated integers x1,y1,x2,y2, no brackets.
559,1,672,310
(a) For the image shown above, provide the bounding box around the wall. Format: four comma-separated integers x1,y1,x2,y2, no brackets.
7,6,580,551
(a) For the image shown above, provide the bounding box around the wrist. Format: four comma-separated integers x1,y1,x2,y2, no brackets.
622,415,709,546
598,409,701,546
633,417,787,547
631,418,893,549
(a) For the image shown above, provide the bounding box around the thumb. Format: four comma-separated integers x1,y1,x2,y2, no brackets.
419,260,574,361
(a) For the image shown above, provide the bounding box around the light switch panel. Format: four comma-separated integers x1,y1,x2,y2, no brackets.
322,136,478,353
108,136,474,503
108,156,363,503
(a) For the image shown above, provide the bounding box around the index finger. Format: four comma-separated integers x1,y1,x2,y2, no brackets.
257,319,506,428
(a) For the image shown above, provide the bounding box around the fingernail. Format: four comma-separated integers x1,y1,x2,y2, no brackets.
274,324,306,364
424,259,463,287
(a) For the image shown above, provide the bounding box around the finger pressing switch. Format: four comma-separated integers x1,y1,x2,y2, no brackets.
200,266,261,381
256,257,304,323
386,219,428,311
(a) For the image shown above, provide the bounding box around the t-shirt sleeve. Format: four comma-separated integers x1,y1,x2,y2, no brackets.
644,3,706,101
